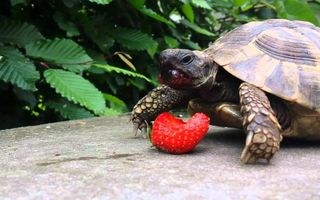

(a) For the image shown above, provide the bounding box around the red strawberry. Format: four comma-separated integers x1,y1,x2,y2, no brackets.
151,112,210,154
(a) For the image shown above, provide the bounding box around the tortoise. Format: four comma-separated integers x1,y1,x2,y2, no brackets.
131,19,320,164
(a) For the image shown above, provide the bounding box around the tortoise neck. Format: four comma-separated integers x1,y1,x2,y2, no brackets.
193,62,219,91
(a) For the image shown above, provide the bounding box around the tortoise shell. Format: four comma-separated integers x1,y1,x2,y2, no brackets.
200,19,320,139
205,19,320,113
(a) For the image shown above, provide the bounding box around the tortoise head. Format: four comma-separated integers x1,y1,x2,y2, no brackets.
158,49,217,89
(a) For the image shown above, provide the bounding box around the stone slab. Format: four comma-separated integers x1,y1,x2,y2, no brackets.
0,115,319,199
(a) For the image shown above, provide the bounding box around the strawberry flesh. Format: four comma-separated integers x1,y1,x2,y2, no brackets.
151,112,210,154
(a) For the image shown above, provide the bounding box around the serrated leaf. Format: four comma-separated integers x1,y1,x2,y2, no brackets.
191,0,211,9
44,69,105,114
88,0,113,5
112,28,157,51
0,46,40,91
94,63,152,83
181,19,215,36
26,39,93,73
47,101,95,120
0,21,44,46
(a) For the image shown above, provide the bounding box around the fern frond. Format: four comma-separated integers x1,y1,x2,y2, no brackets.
93,63,152,83
88,0,112,5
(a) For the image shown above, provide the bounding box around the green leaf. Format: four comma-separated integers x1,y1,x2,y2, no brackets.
0,46,40,91
88,0,113,5
129,0,170,27
103,107,122,116
47,101,95,120
128,0,145,9
139,8,176,27
191,0,211,9
147,41,159,58
86,49,107,74
104,93,128,112
183,40,201,50
44,69,105,114
0,21,44,46
104,93,126,107
112,28,157,51
181,20,215,36
53,12,80,37
94,63,152,83
26,38,93,73
128,78,146,90
232,0,248,6
91,33,115,52
10,0,26,6
181,3,195,23
164,36,179,48
274,0,320,25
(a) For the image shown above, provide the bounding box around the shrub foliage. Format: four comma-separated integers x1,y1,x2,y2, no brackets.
0,0,319,128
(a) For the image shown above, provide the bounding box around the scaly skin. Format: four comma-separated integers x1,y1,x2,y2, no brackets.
131,85,192,134
239,83,282,163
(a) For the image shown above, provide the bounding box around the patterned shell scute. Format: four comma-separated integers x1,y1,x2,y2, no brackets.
207,19,320,112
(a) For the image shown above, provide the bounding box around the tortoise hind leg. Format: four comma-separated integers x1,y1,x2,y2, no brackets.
239,83,282,164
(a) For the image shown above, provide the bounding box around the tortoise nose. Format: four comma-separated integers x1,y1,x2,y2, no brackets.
159,49,174,64
159,49,180,70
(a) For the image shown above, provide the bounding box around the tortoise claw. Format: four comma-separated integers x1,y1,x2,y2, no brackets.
131,117,149,138
240,131,280,164
133,123,140,136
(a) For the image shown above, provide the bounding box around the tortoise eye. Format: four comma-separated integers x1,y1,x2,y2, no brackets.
181,55,194,65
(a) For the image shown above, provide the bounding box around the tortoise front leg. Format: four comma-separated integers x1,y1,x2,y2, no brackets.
131,85,192,134
239,83,282,164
